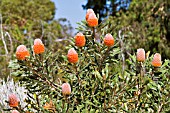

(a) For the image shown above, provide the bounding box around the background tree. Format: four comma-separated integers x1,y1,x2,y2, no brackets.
95,0,170,59
82,0,131,22
0,0,72,78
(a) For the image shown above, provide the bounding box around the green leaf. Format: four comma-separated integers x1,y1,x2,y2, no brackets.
94,70,103,81
147,82,157,91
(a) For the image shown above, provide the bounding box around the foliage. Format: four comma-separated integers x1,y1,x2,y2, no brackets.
1,0,170,112
7,14,170,112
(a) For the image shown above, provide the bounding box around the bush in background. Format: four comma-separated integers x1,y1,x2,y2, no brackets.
101,0,170,60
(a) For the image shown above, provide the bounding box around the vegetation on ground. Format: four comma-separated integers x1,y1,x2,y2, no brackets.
0,0,170,112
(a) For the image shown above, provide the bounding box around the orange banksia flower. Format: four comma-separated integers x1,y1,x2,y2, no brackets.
67,48,78,63
75,32,86,47
104,34,115,47
16,45,30,60
87,12,98,27
62,83,71,96
11,110,19,113
137,48,145,62
86,9,94,21
33,38,45,54
9,94,19,107
152,53,162,67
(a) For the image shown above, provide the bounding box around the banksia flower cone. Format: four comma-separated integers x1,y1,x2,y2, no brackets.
11,110,19,113
104,34,115,47
75,32,86,47
137,48,145,62
62,83,71,96
33,38,45,54
152,53,162,67
86,11,98,27
86,9,94,21
16,45,30,60
9,94,19,107
67,48,78,63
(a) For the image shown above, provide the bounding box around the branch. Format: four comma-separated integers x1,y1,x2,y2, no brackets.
5,32,13,55
0,14,8,55
118,30,125,74
33,71,61,92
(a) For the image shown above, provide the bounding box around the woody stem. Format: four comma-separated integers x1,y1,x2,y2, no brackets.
92,27,96,43
75,64,84,101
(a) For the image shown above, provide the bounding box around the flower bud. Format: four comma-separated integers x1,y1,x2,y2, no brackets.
9,94,19,107
75,32,86,47
16,45,30,60
67,48,78,63
151,53,162,67
33,38,45,54
62,83,71,96
104,34,114,47
136,48,145,62
86,9,94,21
87,12,98,27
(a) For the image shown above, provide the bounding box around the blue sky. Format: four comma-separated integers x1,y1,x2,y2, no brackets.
51,0,86,32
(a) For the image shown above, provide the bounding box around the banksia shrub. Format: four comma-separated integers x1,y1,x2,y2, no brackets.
75,32,86,47
8,94,19,107
104,33,114,47
62,83,71,96
151,53,162,67
9,6,170,113
67,48,78,63
16,45,30,60
86,11,98,27
33,38,45,54
136,48,145,62
9,39,62,112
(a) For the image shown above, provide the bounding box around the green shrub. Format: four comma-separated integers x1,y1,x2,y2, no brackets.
7,11,170,113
